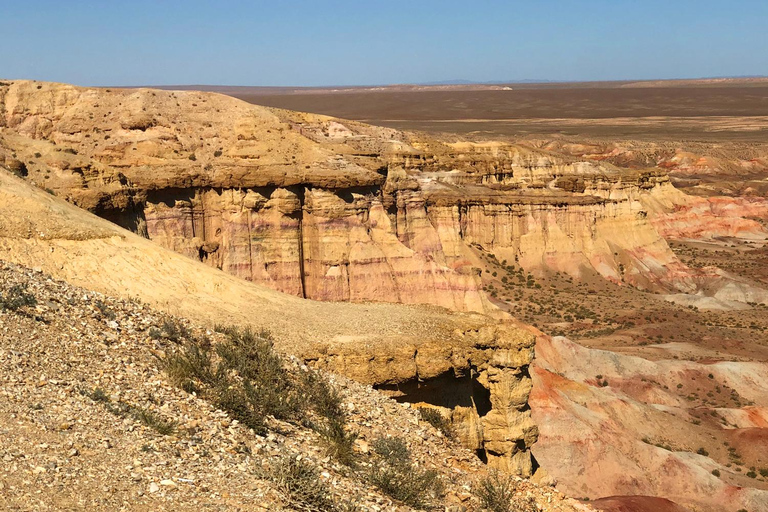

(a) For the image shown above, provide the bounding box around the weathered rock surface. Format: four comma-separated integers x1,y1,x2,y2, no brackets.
304,322,539,475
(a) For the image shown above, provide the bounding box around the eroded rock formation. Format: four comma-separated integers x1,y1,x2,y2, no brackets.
303,323,539,474
0,80,726,314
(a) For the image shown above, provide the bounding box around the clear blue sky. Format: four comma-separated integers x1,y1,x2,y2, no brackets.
2,0,767,86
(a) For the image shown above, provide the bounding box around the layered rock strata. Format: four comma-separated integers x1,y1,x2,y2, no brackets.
303,323,539,475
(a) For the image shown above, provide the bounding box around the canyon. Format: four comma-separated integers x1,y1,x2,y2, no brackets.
3,80,764,312
3,79,768,511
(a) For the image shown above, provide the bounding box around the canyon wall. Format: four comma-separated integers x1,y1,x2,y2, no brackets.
0,80,707,316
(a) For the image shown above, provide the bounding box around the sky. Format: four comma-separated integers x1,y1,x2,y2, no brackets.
1,0,767,87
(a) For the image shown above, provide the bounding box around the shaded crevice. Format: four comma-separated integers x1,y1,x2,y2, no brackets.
290,185,308,299
472,375,492,418
375,371,475,410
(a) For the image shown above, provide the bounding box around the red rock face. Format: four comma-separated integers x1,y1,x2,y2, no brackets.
588,496,691,512
530,335,768,512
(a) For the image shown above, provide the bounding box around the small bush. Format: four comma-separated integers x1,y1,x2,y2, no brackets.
158,318,191,343
163,327,304,434
368,437,442,508
300,371,357,466
162,326,357,461
265,454,356,512
711,469,720,477
419,407,453,439
133,407,177,435
80,387,175,435
81,387,111,403
0,284,37,312
473,470,538,512
95,299,117,320
9,161,28,178
213,150,223,157
697,448,709,456
317,416,357,467
473,471,516,512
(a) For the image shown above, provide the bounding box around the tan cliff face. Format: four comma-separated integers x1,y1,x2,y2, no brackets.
0,80,723,313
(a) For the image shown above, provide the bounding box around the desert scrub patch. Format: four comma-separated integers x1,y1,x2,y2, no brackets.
418,407,453,439
263,453,358,512
79,387,176,435
161,326,358,463
300,370,358,466
0,284,37,312
473,471,537,512
154,317,192,343
95,299,117,320
368,436,443,508
132,407,177,435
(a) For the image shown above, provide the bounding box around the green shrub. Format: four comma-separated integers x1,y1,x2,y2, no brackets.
368,437,442,508
132,407,177,435
95,299,117,320
300,371,357,466
80,387,175,435
265,454,356,512
158,318,191,343
473,471,515,512
161,325,356,461
0,284,37,312
711,469,720,477
418,407,453,439
472,470,537,512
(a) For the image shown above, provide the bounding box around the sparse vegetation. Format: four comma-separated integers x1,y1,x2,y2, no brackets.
418,407,453,439
161,326,358,463
80,387,176,435
0,284,37,312
473,470,537,512
95,299,117,320
155,317,191,343
264,454,357,512
368,436,442,508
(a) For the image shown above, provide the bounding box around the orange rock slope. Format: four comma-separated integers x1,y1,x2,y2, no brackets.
531,335,768,512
